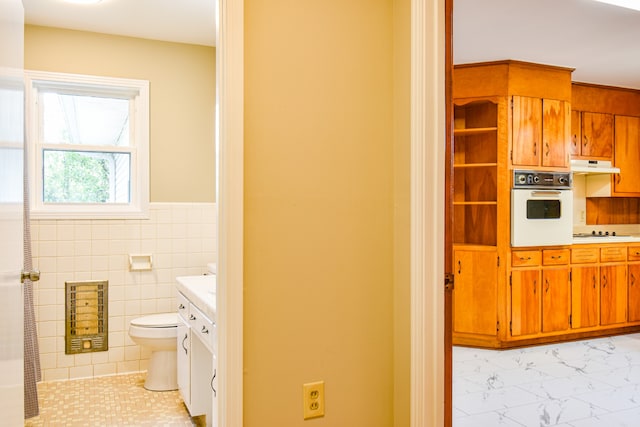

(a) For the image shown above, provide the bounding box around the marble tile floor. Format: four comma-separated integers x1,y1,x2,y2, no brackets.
24,372,205,427
454,333,640,427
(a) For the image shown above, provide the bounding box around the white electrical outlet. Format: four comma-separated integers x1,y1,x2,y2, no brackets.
303,381,325,420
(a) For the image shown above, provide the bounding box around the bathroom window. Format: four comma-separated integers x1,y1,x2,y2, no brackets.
25,70,149,219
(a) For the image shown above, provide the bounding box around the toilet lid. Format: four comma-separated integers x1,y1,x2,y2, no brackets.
130,313,178,328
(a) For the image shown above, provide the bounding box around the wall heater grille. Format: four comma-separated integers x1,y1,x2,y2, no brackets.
65,280,108,354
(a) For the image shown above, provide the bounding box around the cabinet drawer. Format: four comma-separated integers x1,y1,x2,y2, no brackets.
543,249,570,265
191,303,217,354
629,246,640,261
571,247,599,264
512,250,541,267
177,292,190,321
601,246,626,262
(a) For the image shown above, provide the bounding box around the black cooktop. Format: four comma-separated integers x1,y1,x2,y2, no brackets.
573,231,630,238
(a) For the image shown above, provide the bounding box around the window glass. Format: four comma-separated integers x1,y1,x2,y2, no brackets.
42,92,130,147
42,149,131,203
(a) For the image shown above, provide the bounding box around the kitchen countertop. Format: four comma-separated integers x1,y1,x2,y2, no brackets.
572,235,640,245
176,274,216,320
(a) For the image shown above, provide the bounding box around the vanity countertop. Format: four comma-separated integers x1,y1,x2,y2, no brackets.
176,274,216,320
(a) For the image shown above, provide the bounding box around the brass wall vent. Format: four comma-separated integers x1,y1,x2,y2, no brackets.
65,280,108,354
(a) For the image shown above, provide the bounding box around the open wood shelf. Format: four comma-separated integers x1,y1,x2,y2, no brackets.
453,99,498,246
453,127,498,136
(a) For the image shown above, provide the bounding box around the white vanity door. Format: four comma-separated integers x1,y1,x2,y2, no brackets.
177,315,191,408
211,354,218,427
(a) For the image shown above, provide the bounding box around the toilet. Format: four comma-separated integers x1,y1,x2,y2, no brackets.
128,312,179,391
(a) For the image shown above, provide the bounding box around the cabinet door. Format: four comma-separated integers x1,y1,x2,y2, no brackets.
570,110,581,156
211,354,218,427
600,264,627,325
542,99,569,167
177,319,191,406
571,266,599,329
511,269,541,336
542,268,570,332
613,115,640,196
453,250,497,335
582,112,613,158
629,264,640,322
512,96,542,167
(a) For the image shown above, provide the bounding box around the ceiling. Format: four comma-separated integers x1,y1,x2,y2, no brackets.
21,0,639,89
454,0,640,90
22,0,216,47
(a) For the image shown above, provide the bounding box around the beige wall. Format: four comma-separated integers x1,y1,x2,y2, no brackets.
393,0,412,425
244,0,400,425
24,25,216,203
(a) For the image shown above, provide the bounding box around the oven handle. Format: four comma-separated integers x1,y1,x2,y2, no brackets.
530,190,563,197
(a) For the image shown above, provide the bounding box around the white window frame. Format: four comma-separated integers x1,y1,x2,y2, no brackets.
25,70,149,219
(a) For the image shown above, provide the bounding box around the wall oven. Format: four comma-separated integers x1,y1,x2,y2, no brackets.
511,170,573,247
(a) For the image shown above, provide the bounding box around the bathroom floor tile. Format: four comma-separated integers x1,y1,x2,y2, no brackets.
24,372,205,427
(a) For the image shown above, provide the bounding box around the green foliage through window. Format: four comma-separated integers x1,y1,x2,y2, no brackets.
43,150,111,203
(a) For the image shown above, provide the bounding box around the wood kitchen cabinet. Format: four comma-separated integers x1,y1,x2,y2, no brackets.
510,267,571,336
600,264,627,326
510,268,541,337
628,263,640,322
452,248,498,337
510,249,570,337
570,111,613,159
452,60,575,348
612,115,640,196
512,96,570,168
627,246,640,323
542,268,571,333
571,265,600,328
570,247,600,329
600,246,627,326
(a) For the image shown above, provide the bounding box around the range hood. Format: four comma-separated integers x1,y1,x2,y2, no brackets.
570,159,620,174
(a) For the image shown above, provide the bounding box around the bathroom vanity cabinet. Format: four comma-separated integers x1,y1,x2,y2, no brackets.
176,275,217,427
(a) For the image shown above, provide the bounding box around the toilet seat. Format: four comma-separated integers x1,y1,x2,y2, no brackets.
130,313,178,328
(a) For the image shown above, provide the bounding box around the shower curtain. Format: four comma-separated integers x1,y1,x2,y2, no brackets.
23,114,40,419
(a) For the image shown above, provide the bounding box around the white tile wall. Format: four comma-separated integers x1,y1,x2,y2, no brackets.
31,202,217,382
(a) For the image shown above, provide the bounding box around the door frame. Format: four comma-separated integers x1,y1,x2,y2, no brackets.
217,0,244,426
219,0,448,425
409,0,447,425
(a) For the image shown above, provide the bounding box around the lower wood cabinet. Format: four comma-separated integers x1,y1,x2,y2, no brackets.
510,266,570,337
542,268,570,333
453,244,640,349
453,249,498,336
571,265,599,329
600,264,627,326
628,263,640,322
510,269,540,337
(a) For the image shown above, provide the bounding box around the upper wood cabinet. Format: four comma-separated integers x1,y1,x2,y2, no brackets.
613,115,640,196
571,111,614,159
512,96,570,168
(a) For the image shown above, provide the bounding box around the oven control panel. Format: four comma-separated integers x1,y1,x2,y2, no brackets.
513,170,572,189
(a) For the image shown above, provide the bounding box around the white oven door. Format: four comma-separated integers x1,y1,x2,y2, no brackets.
511,189,573,247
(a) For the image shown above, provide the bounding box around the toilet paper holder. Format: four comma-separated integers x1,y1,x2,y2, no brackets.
129,254,153,271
